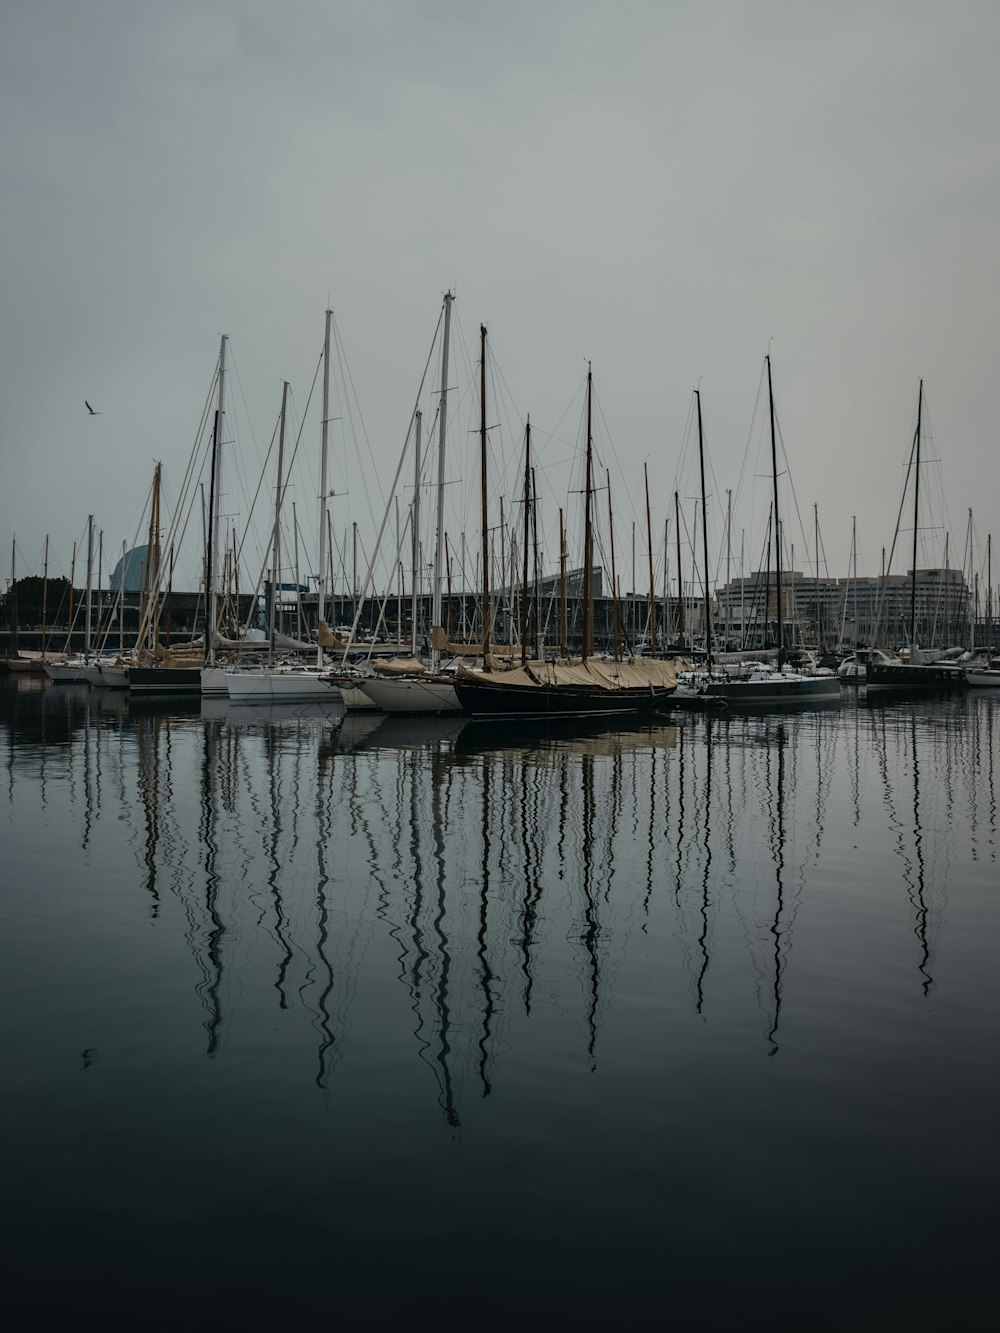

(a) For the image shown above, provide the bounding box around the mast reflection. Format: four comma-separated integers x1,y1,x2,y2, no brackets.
4,676,995,1109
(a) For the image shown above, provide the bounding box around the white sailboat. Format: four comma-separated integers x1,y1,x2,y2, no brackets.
356,291,463,715
224,317,342,706
691,365,840,706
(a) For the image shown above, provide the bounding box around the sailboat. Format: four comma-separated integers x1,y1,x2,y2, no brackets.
966,534,1000,686
44,517,97,682
866,381,968,693
355,292,465,715
677,369,840,707
453,361,677,719
223,319,342,705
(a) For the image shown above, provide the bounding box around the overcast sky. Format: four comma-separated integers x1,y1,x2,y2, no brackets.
2,0,998,595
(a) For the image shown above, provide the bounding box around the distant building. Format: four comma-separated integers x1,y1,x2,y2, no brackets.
714,567,973,647
109,545,157,593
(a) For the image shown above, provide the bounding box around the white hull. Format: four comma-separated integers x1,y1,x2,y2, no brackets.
357,677,462,714
98,663,131,688
78,666,105,688
201,666,230,696
224,669,342,704
44,661,86,682
966,670,1000,688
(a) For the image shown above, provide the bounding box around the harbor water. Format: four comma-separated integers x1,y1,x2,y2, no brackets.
2,676,998,1326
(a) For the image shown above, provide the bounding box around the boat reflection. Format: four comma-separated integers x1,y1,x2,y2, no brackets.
2,677,996,1123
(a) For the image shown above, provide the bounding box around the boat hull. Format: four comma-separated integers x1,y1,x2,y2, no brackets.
965,669,1000,688
98,663,131,688
866,662,968,692
453,678,669,720
127,667,203,694
711,676,842,705
358,677,462,714
223,670,342,703
44,661,86,682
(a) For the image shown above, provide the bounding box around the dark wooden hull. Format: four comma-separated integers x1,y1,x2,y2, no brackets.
453,677,671,720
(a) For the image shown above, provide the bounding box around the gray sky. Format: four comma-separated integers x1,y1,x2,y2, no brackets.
2,0,998,595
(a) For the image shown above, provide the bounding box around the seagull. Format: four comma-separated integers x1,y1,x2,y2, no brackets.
85,400,101,415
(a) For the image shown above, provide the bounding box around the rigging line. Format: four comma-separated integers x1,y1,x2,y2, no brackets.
138,357,219,627
228,343,263,467
591,380,643,532
338,299,445,661
731,359,768,518
331,310,382,505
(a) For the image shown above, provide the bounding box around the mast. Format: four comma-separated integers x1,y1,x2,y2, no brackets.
431,291,453,670
814,504,822,651
119,540,126,656
479,323,491,662
766,354,783,663
910,380,923,650
531,465,541,658
696,389,712,672
316,310,331,667
559,507,568,657
645,462,656,654
520,417,531,667
41,535,49,659
9,536,16,655
411,409,422,655
96,528,103,650
269,380,289,667
607,469,620,659
725,488,732,645
581,364,594,661
674,490,684,649
205,334,226,666
988,534,993,659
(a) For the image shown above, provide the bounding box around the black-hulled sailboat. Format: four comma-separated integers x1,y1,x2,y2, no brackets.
453,362,677,719
866,380,968,693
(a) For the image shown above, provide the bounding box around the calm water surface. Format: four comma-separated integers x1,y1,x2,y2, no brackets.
2,678,998,1326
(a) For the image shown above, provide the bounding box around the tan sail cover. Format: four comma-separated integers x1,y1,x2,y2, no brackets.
457,656,676,692
318,619,409,656
372,657,427,676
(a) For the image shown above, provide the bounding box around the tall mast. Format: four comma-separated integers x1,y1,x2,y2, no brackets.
96,528,103,650
674,490,684,648
696,389,712,672
85,514,96,656
41,534,49,658
766,354,783,662
9,536,16,654
206,333,226,666
480,323,491,662
411,409,422,655
531,465,541,658
431,292,453,669
559,507,568,656
814,503,822,651
520,416,531,667
607,469,620,659
316,310,331,666
119,540,126,656
581,364,594,660
910,380,923,649
988,533,993,659
269,380,289,666
725,488,732,643
645,462,656,654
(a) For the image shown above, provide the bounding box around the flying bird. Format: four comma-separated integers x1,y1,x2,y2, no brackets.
85,400,101,415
